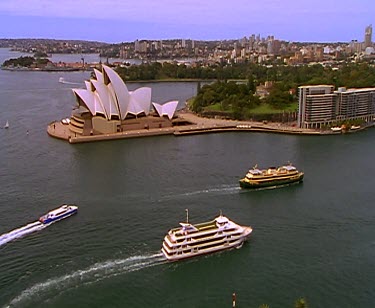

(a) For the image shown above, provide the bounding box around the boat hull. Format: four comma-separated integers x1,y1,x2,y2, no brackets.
239,172,304,189
40,207,78,224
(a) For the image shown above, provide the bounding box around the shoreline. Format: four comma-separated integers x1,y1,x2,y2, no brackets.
47,112,372,144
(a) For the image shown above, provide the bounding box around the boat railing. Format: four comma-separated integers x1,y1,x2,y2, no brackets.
276,168,287,173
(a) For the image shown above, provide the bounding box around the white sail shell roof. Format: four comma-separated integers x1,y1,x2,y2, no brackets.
84,80,94,91
94,69,104,83
91,80,119,119
73,89,106,116
129,88,152,115
152,101,179,120
72,65,175,121
102,65,131,119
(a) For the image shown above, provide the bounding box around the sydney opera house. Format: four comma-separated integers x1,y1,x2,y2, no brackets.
68,65,179,136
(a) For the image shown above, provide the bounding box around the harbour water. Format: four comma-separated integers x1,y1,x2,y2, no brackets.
1,48,375,307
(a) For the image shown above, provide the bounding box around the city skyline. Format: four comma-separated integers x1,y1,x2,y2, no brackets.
0,0,374,43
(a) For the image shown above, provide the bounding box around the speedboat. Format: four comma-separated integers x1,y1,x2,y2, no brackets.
39,204,78,224
239,163,304,189
161,211,252,261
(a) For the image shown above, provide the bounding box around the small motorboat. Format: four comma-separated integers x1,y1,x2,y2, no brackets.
39,204,78,224
61,118,71,125
330,126,342,132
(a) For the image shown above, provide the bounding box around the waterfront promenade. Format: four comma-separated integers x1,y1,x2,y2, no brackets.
47,111,326,144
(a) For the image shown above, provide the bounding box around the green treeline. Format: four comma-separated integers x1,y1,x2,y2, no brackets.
116,61,375,89
2,56,35,67
2,56,50,67
190,79,296,120
116,62,220,80
191,80,260,119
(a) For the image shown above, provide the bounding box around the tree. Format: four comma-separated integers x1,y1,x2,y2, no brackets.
34,51,48,58
247,74,256,92
266,86,294,109
2,56,35,67
294,297,308,308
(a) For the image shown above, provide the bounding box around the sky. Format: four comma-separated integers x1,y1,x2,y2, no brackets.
0,0,373,43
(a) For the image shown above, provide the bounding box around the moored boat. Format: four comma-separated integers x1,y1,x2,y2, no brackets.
161,211,252,261
39,204,78,224
61,117,70,125
330,126,342,132
350,125,360,130
239,163,304,189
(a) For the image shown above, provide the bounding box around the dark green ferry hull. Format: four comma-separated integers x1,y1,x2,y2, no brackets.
239,173,304,189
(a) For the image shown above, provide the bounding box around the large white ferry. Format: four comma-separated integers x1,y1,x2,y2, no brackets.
161,211,252,261
39,204,78,224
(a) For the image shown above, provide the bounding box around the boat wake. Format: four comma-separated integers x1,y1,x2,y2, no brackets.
6,252,166,307
0,221,46,247
58,77,82,85
245,181,303,192
160,185,241,201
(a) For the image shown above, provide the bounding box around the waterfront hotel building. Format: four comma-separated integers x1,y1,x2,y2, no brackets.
298,85,375,129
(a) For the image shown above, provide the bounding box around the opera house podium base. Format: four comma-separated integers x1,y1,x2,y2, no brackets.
47,119,177,144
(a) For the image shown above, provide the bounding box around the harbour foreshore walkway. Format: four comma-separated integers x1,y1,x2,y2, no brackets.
47,111,364,144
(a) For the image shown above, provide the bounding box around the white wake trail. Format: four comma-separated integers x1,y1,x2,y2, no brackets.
182,185,241,196
58,78,82,85
0,221,46,247
160,185,241,201
6,252,166,307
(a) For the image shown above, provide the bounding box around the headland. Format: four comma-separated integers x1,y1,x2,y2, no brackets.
48,110,372,144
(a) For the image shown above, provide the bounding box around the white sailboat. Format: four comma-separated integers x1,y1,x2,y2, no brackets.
4,120,9,129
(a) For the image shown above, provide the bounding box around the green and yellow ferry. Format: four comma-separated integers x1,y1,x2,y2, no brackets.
239,164,304,189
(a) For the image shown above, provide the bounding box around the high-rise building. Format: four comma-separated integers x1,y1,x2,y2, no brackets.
139,41,148,53
298,85,375,128
134,39,140,52
364,24,372,48
298,85,335,129
336,87,375,120
349,40,362,53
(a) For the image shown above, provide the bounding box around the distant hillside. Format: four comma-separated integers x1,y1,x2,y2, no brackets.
0,38,108,48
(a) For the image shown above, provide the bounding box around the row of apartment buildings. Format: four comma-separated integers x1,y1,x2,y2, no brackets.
298,85,375,129
119,25,373,63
